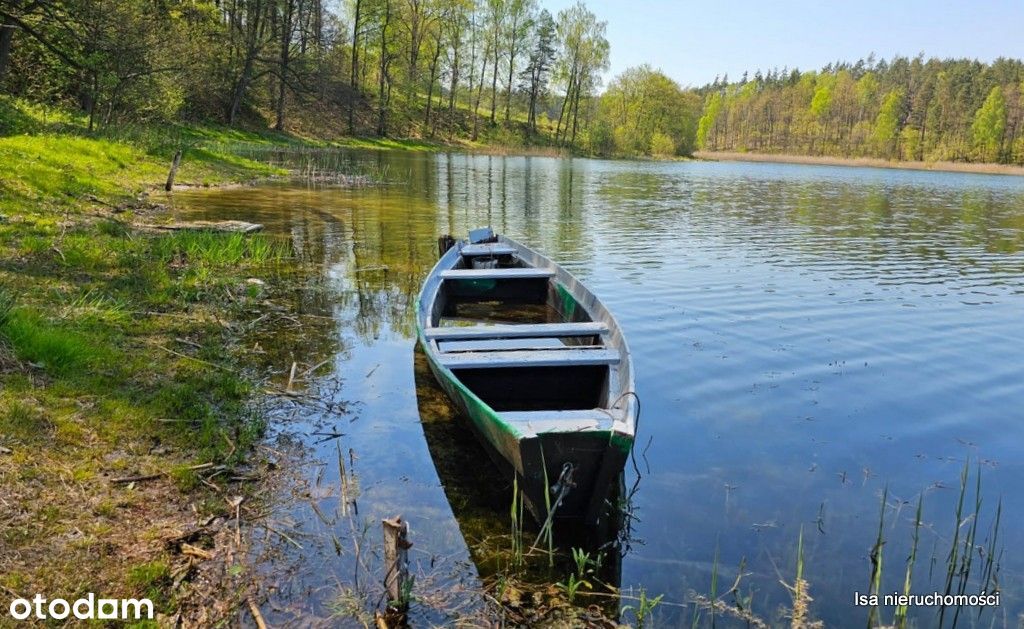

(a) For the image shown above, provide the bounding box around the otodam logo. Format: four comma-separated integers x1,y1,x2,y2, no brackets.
7,594,154,621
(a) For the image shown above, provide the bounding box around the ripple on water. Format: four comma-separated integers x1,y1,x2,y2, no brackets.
174,154,1024,625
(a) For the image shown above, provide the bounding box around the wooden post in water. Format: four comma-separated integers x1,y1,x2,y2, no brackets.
165,149,183,191
382,515,412,620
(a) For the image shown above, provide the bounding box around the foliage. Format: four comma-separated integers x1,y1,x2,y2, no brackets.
972,86,1007,162
594,64,701,156
4,3,1024,162
696,55,1024,165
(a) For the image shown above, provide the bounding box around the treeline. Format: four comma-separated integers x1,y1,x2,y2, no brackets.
0,0,615,148
695,55,1024,164
3,2,1024,164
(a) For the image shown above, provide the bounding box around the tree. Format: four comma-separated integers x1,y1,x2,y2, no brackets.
972,85,1006,162
521,8,555,134
484,0,505,125
872,89,903,158
350,0,364,133
502,0,535,122
595,64,701,157
553,1,607,148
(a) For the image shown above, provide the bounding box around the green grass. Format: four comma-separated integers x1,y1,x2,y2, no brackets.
1,308,106,377
0,97,305,611
0,96,290,217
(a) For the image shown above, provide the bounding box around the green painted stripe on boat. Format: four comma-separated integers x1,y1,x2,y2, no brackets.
609,431,634,456
417,322,526,472
556,282,578,320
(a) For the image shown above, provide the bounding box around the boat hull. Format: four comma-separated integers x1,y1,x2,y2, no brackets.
418,328,632,528
416,232,636,530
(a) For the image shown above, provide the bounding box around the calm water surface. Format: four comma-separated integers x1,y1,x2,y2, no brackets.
175,154,1024,627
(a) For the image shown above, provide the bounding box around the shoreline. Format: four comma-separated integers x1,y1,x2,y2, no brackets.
694,150,1024,177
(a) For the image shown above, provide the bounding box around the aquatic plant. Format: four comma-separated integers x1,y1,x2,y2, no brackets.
622,586,663,628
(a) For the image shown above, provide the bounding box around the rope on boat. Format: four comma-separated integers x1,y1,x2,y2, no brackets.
532,462,576,549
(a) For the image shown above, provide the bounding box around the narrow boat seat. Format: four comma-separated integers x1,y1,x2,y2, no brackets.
425,321,608,341
440,268,554,280
461,243,517,256
500,409,615,434
438,337,575,352
439,348,619,369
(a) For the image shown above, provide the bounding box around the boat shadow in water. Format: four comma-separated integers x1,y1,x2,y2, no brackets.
412,347,635,616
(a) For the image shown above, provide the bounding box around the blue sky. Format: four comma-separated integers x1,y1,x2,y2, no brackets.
543,0,1024,87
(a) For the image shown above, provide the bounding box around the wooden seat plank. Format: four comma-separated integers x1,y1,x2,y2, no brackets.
438,338,575,352
440,268,554,280
425,321,607,341
439,348,619,369
500,409,615,434
461,243,517,256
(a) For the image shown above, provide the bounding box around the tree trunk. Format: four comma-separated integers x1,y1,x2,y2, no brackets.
275,0,294,131
504,25,518,123
228,53,255,125
489,45,499,124
348,0,361,135
554,69,573,145
471,45,488,141
447,38,459,117
87,73,98,132
424,35,441,134
376,0,391,136
0,18,15,84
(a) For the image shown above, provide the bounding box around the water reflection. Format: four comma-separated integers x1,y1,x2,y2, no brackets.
173,151,1024,626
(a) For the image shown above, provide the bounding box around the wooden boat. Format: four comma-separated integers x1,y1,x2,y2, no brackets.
416,228,636,528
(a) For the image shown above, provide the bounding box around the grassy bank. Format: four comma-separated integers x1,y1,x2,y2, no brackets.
0,99,312,623
694,150,1024,176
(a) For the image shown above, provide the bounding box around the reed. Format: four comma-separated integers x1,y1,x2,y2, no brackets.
510,476,525,567
893,494,923,628
530,445,556,567
867,485,887,628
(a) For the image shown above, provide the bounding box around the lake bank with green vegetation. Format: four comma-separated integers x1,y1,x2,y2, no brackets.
695,150,1024,176
0,100,313,623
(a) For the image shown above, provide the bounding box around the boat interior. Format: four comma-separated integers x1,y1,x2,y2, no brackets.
424,230,624,434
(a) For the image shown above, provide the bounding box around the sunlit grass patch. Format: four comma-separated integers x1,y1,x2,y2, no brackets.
126,560,172,610
0,308,108,377
150,231,289,268
0,397,53,441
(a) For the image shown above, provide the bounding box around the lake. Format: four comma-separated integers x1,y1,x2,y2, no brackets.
175,152,1024,627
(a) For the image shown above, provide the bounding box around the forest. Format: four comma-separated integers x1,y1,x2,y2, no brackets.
1,0,1023,164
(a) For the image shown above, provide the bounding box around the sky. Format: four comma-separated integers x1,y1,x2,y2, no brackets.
542,0,1024,87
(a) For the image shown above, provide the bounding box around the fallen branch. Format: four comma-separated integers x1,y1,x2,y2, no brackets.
260,522,303,550
247,597,268,629
180,543,214,560
112,473,163,484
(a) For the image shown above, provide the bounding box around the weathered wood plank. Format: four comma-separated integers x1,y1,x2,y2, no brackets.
425,321,608,341
439,348,619,369
438,337,574,352
460,243,517,256
440,267,553,280
500,409,614,433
